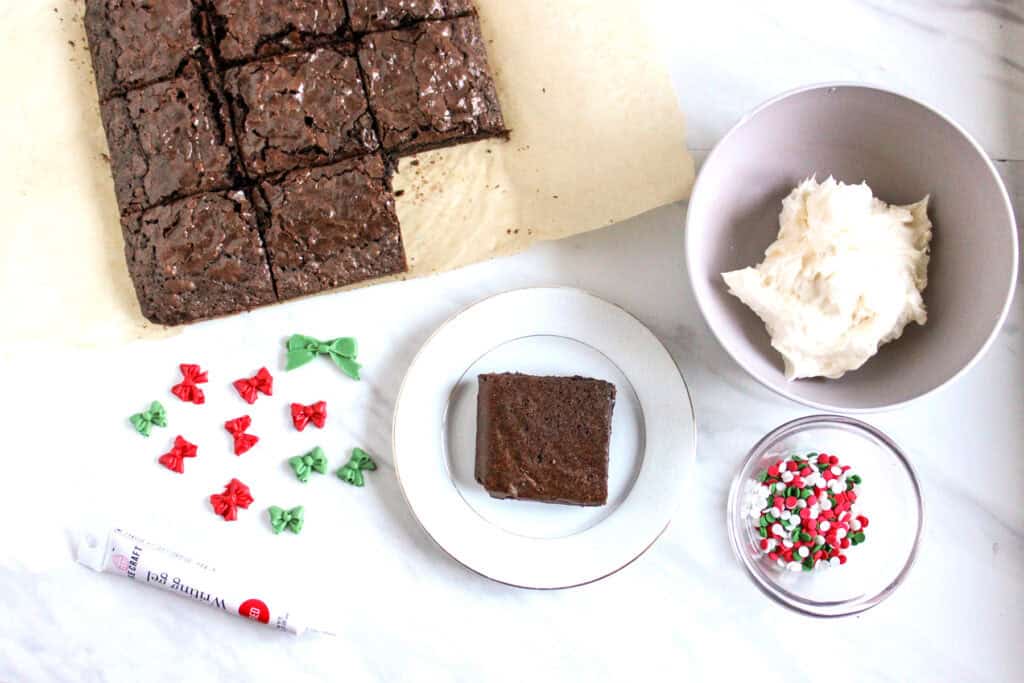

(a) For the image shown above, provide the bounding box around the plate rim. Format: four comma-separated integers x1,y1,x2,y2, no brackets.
391,286,697,589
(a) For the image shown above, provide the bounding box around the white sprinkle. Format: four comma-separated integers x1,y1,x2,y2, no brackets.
765,538,777,551
836,528,847,539
788,561,802,572
809,509,819,520
831,480,845,494
782,471,794,483
772,524,784,536
780,510,791,521
819,521,831,532
776,482,787,492
772,507,783,517
798,546,810,558
820,499,833,511
851,519,862,531
831,465,842,476
797,499,808,508
829,556,840,567
815,535,826,545
783,539,794,549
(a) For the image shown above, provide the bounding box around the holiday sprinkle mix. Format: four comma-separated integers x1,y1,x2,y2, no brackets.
743,452,869,572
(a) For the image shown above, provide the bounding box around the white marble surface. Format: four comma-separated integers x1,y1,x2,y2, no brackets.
2,1,1023,681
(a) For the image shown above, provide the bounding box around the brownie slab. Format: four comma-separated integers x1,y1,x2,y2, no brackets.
100,65,240,214
123,190,276,325
475,373,616,506
208,0,350,64
345,0,475,33
258,154,407,300
358,16,505,154
85,0,205,100
223,48,379,177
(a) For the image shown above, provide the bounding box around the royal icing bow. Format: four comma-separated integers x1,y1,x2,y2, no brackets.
285,334,361,380
130,400,167,437
268,505,304,534
224,415,259,455
233,367,273,404
171,364,208,404
289,446,328,482
159,435,197,473
291,401,327,431
210,478,254,521
337,448,377,487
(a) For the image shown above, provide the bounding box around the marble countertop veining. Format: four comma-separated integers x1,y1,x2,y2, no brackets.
1,1,1022,682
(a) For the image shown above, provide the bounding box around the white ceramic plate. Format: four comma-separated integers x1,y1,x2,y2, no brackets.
393,288,695,588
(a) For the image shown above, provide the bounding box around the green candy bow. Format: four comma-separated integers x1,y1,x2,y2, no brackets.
337,448,377,487
129,401,167,437
285,334,361,380
288,447,328,483
268,505,304,535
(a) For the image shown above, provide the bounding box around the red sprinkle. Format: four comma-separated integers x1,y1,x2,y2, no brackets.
291,401,327,431
817,454,830,464
171,364,208,404
209,478,254,521
224,415,259,455
829,455,840,465
158,435,197,473
785,496,798,508
232,367,273,404
768,464,780,477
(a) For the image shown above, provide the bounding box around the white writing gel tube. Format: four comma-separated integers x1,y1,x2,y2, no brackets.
77,528,333,636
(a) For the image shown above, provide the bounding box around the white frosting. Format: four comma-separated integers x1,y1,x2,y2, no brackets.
722,177,932,380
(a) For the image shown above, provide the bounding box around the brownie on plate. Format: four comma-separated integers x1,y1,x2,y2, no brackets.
100,65,240,214
85,0,206,100
258,154,407,300
475,373,616,506
223,47,379,177
345,0,475,33
357,16,505,155
207,0,350,64
122,190,276,324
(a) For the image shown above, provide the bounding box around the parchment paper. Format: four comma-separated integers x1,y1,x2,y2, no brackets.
0,0,692,351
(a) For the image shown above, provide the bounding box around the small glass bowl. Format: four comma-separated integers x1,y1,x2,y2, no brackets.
727,415,924,617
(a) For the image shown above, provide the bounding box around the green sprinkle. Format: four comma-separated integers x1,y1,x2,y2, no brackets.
758,471,768,483
337,447,377,487
853,532,866,543
806,452,818,459
759,516,768,527
285,334,360,379
802,559,813,571
268,505,304,534
812,543,824,553
800,488,812,499
818,463,829,472
129,400,167,437
799,532,812,542
851,474,862,484
758,527,768,538
791,527,801,540
765,512,776,523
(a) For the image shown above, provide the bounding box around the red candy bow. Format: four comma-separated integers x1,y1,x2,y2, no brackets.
158,435,198,473
209,478,254,521
171,364,208,404
291,401,327,431
224,415,259,455
232,367,273,404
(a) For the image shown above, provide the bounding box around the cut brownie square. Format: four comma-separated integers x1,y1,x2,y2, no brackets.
208,0,350,64
357,16,505,155
100,65,240,214
257,154,407,300
345,0,475,33
475,373,616,506
223,47,379,177
122,190,276,325
84,0,205,99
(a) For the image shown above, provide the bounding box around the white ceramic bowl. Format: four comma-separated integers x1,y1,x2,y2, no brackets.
685,84,1019,412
